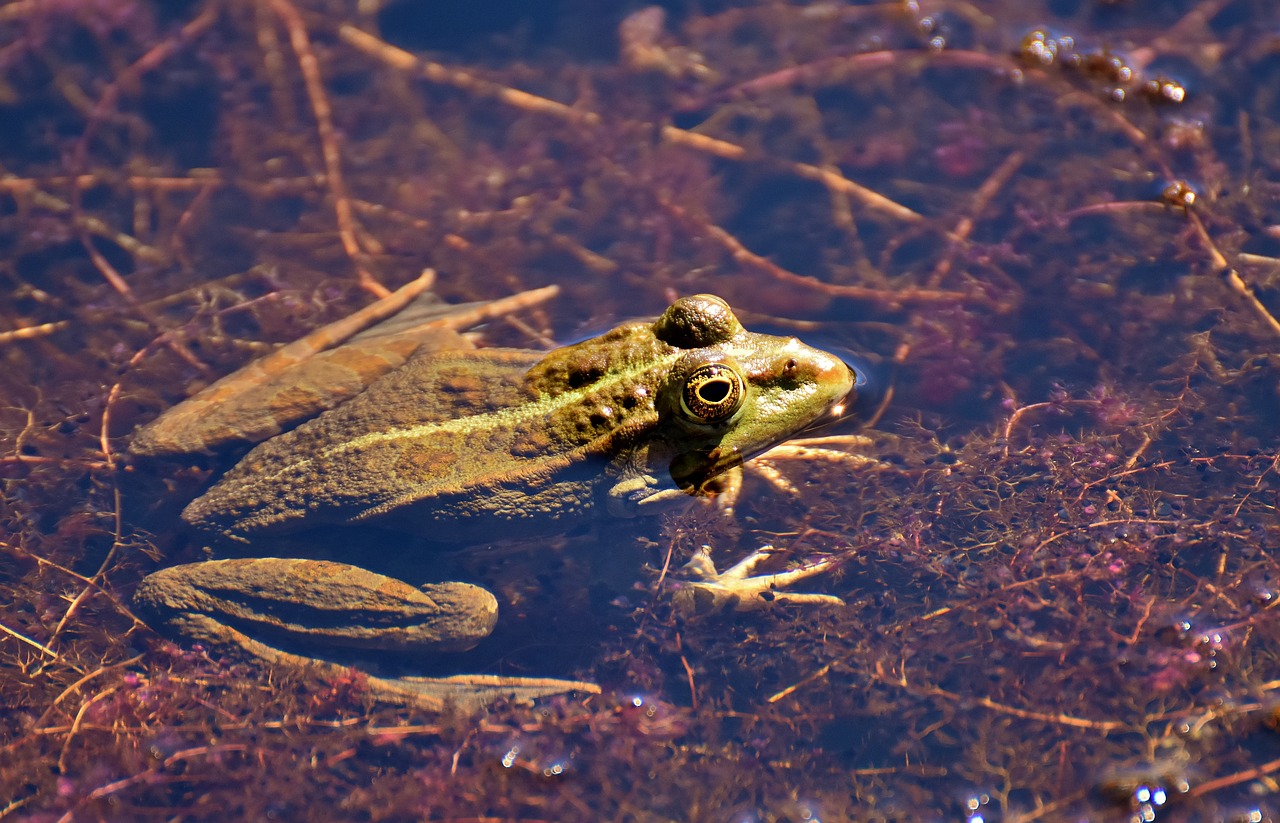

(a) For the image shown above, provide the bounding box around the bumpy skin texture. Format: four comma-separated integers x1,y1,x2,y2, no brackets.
183,295,856,544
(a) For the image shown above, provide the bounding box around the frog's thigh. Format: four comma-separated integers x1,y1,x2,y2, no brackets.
134,558,498,656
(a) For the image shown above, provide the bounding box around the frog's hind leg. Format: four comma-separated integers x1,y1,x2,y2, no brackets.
134,557,597,712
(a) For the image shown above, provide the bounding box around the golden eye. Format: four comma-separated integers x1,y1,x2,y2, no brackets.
680,363,745,423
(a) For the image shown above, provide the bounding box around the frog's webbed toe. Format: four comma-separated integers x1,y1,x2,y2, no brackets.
363,674,601,713
671,545,845,614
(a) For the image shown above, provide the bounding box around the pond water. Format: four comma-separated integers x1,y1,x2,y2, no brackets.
2,1,1280,820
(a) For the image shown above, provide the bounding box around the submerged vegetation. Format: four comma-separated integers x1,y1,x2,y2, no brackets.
2,0,1280,819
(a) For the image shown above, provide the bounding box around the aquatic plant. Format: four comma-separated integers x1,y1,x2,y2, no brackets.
2,0,1280,820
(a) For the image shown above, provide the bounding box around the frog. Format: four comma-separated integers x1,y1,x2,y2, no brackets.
130,281,858,711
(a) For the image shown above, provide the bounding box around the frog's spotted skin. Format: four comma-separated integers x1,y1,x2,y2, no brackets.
133,293,858,711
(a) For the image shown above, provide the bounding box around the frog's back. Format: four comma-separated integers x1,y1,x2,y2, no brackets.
180,294,857,544
184,334,670,542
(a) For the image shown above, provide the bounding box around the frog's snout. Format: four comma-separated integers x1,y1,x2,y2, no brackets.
793,345,859,424
805,348,857,398
837,362,862,416
826,355,858,394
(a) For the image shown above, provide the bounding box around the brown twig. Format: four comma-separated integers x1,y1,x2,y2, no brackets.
893,666,1129,732
53,744,251,823
925,150,1026,288
1187,210,1280,338
1,176,169,266
338,25,925,225
271,0,387,297
0,320,70,344
1186,753,1280,800
659,198,975,306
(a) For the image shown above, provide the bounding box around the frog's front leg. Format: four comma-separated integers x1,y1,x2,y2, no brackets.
672,545,845,614
134,559,599,711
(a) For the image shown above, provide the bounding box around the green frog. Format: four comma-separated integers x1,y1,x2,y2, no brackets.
131,285,857,710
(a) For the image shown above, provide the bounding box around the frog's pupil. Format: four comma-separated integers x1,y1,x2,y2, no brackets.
699,379,731,404
681,363,744,423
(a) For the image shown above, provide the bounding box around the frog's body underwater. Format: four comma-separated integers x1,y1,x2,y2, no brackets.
131,285,858,711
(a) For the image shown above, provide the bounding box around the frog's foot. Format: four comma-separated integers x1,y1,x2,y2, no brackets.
155,613,600,713
671,545,845,614
746,434,878,498
135,558,601,713
365,674,601,713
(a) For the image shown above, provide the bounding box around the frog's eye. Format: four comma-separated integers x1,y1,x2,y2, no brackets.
680,362,745,423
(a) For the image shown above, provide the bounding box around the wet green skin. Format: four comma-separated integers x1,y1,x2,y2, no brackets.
136,294,855,663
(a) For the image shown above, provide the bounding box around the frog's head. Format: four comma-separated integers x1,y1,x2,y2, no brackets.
651,294,857,494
